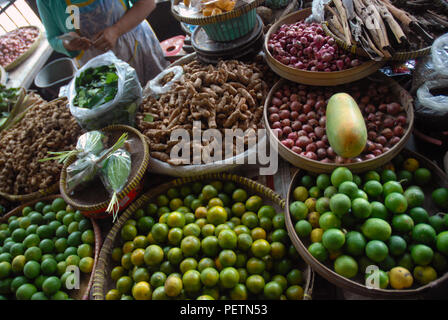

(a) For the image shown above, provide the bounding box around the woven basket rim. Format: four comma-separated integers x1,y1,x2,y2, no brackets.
321,1,431,61
92,173,315,300
286,148,448,298
0,194,102,300
263,75,414,173
3,26,43,72
59,124,150,213
171,0,264,26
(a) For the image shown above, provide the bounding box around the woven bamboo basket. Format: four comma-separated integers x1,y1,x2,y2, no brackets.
0,194,102,300
0,98,72,203
92,173,315,300
263,74,414,173
60,125,150,219
263,9,385,86
3,26,43,72
285,149,448,299
321,1,431,61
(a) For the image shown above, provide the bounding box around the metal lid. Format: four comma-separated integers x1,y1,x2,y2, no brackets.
192,14,263,55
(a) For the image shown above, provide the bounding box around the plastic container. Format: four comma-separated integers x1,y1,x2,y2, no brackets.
34,57,77,89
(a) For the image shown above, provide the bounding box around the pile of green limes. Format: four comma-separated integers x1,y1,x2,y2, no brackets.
289,155,448,290
0,198,95,300
106,180,306,300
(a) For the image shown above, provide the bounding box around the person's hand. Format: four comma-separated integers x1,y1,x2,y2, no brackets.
92,26,120,52
62,32,91,51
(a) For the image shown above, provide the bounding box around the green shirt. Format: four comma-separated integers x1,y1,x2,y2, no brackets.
36,0,137,57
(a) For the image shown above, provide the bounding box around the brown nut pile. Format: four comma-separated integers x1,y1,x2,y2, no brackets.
0,98,82,195
136,59,269,165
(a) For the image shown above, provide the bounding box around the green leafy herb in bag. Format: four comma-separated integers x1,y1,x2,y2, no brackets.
101,149,132,222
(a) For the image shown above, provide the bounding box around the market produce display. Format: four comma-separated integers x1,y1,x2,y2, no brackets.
136,59,268,165
266,79,409,163
105,180,306,300
73,65,119,110
0,98,82,195
0,86,20,127
288,154,448,290
324,0,435,59
267,19,364,71
195,0,236,16
0,198,95,300
0,26,40,69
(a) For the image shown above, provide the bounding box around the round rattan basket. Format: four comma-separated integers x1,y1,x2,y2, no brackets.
285,149,448,298
263,74,414,173
60,125,150,219
92,173,315,300
2,26,43,72
0,194,102,300
263,9,385,86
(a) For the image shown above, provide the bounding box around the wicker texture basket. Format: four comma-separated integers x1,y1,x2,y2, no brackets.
60,125,149,219
0,195,102,300
285,149,448,298
92,173,315,300
263,9,385,86
3,26,43,71
263,74,414,173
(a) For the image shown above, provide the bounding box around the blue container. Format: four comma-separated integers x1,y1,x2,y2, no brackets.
202,9,257,42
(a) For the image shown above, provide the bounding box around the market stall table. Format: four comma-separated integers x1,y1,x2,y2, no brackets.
4,32,53,89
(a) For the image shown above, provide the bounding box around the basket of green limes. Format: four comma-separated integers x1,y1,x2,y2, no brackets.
0,195,101,300
92,173,314,300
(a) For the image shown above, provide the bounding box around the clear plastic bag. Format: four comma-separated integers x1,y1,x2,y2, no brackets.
100,149,132,221
68,52,143,130
146,66,183,97
416,79,448,119
66,152,104,194
306,0,331,23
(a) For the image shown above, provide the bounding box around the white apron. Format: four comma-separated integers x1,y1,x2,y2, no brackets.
67,0,169,84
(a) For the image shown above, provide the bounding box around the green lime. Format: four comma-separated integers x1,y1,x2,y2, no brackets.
16,283,37,300
300,175,314,189
344,231,366,257
414,168,431,185
289,201,308,221
315,197,330,214
42,276,61,295
404,187,425,208
316,174,331,190
397,170,413,186
67,231,82,247
294,220,312,238
41,258,57,275
308,243,328,262
329,194,351,217
429,215,445,234
364,171,381,182
412,223,436,245
392,214,414,233
23,261,40,279
324,186,338,198
351,198,372,219
220,267,239,289
432,188,448,209
334,255,358,278
381,169,397,183
411,244,433,266
151,223,169,243
382,181,403,197
338,181,358,199
363,180,383,198
319,212,341,231
397,253,414,271
322,229,345,251
388,235,407,256
331,167,353,188
246,274,265,294
436,231,448,255
409,207,429,224
365,240,389,263
369,202,389,221
232,189,247,203
263,281,282,300
385,192,408,214
361,218,392,242
24,247,42,262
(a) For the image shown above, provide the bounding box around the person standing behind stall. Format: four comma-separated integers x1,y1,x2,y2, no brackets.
37,0,169,85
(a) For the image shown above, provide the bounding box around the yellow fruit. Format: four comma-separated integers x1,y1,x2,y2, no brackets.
106,289,120,300
211,8,222,15
195,207,208,219
132,281,152,300
122,241,134,254
304,198,316,212
310,228,323,243
403,158,419,172
389,267,413,289
413,266,437,285
307,212,320,228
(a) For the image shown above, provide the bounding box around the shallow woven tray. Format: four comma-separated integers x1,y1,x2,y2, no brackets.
60,125,149,218
171,0,264,26
285,149,448,298
264,8,385,86
2,26,43,71
92,173,315,300
0,194,102,300
263,73,414,173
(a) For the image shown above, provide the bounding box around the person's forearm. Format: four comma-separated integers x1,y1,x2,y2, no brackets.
112,0,156,37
